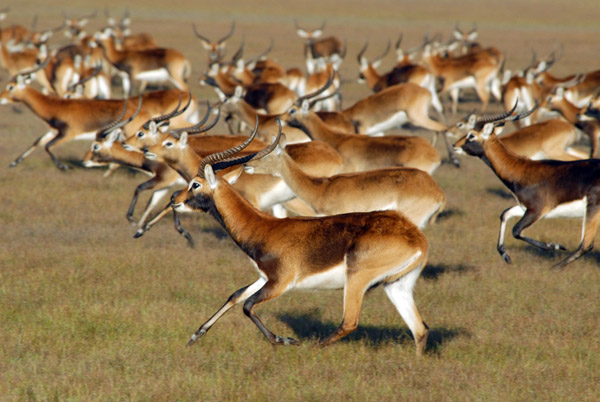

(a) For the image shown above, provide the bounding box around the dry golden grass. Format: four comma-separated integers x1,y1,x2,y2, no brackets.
1,1,599,401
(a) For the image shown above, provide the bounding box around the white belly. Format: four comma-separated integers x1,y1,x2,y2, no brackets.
294,263,346,290
447,76,476,91
135,68,170,82
545,198,586,219
75,132,97,141
364,111,408,135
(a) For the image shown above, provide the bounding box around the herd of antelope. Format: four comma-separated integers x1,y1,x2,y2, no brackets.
3,9,600,354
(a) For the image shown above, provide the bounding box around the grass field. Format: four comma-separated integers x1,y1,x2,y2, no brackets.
1,1,599,400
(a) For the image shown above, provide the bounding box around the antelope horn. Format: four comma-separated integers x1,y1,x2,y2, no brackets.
395,33,403,50
357,41,369,63
308,90,340,110
198,114,259,177
231,38,245,64
142,92,188,129
192,24,212,43
67,64,102,92
245,38,274,66
295,71,335,105
475,98,519,125
215,117,283,171
502,100,539,123
19,55,51,77
112,95,143,131
172,101,219,136
98,97,129,135
218,21,236,44
373,40,391,64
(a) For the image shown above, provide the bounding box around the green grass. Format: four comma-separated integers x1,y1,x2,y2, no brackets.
1,0,600,400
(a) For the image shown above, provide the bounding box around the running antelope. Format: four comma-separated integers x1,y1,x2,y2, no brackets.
245,134,445,228
95,27,191,94
454,108,600,268
421,40,502,114
0,68,195,169
173,129,430,354
357,39,443,115
285,100,442,174
295,20,344,74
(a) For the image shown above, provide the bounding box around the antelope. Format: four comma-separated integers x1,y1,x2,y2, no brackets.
95,27,191,94
0,66,195,169
64,63,111,99
357,39,443,115
501,69,540,128
105,9,158,51
421,40,502,114
453,107,600,268
172,129,430,354
285,100,442,174
448,23,479,55
245,133,445,228
295,20,344,74
193,21,235,66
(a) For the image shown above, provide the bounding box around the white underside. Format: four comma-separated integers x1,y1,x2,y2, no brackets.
254,179,295,210
364,111,408,135
135,68,170,83
294,262,347,290
447,76,477,91
75,132,97,141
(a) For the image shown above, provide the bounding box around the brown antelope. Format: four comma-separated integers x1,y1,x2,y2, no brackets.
454,107,600,268
421,40,502,114
448,23,479,55
64,63,112,99
95,27,190,94
285,100,442,174
0,9,31,50
172,129,430,354
357,39,444,116
193,21,235,66
245,134,445,228
105,10,158,51
303,62,341,111
0,67,196,169
295,20,344,74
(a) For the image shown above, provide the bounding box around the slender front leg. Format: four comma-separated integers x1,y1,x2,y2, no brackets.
497,205,525,264
512,209,566,251
188,278,267,346
10,130,56,168
242,281,299,346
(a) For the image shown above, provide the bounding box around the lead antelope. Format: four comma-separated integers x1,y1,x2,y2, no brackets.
94,27,191,94
244,133,445,228
172,126,430,354
453,106,600,268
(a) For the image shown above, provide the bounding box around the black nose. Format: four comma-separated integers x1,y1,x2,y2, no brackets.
142,147,148,153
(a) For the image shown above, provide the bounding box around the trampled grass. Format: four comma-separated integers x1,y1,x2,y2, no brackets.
1,0,599,400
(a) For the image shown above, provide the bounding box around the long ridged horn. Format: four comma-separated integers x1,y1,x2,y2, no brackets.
98,97,129,135
67,64,102,92
172,102,221,136
357,41,369,63
213,117,283,172
245,38,274,66
295,72,335,105
192,24,211,43
218,21,235,44
475,99,518,125
198,115,259,178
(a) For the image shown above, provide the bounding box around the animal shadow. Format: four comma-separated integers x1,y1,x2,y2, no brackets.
278,311,464,353
421,263,475,280
435,208,463,222
486,187,514,200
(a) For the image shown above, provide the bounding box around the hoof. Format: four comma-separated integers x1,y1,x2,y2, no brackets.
133,229,145,239
501,253,512,264
274,336,299,346
187,329,207,346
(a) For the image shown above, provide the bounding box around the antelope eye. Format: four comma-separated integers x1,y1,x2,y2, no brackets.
137,131,144,138
192,182,201,189
467,133,475,141
92,143,100,151
457,122,464,129
165,141,174,148
7,84,14,91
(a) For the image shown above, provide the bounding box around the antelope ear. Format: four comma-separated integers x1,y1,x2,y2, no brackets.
107,128,121,144
481,123,494,139
452,30,462,40
223,166,243,185
312,29,323,38
296,28,309,38
372,59,382,69
467,114,477,127
234,85,243,99
279,133,288,150
149,120,158,134
301,99,310,113
536,61,547,74
180,132,188,147
467,31,478,41
205,165,218,189
555,87,564,98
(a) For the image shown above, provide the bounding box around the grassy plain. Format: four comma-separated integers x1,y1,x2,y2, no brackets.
1,0,599,400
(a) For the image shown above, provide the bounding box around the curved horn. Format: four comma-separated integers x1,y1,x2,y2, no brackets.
231,38,245,64
192,23,211,43
19,55,51,76
218,21,235,44
112,94,143,131
308,90,340,110
215,117,283,171
98,97,129,135
142,92,189,129
198,114,259,178
475,98,519,125
295,72,335,105
502,100,539,123
357,41,368,63
373,40,391,64
246,38,274,66
172,101,221,136
67,64,102,92
395,33,403,50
